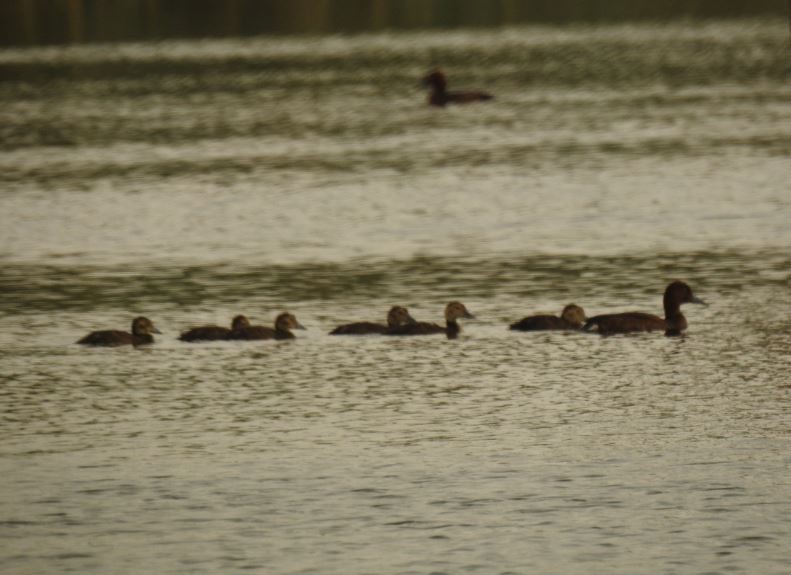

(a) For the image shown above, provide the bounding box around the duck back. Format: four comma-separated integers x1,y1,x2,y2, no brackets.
179,325,231,342
584,312,666,334
510,315,572,331
78,330,141,347
386,321,445,336
445,91,493,105
228,325,277,340
330,321,388,335
77,330,155,347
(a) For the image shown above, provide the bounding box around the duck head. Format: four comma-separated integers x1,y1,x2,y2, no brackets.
560,304,587,328
387,306,417,327
231,314,251,329
275,312,306,332
131,316,161,335
445,301,475,321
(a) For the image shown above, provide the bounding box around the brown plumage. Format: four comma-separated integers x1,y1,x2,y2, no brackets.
386,301,474,339
77,316,161,347
422,69,493,107
510,304,587,331
179,314,250,342
233,312,306,341
329,306,416,335
227,314,283,340
583,281,706,336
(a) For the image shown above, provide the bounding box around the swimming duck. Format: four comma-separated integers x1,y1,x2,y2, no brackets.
77,316,161,347
329,306,417,335
422,69,493,107
179,314,250,342
242,312,306,340
387,301,474,339
583,281,706,336
227,314,283,340
510,304,587,331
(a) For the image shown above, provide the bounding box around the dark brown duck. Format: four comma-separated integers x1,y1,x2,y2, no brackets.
583,281,706,336
77,316,161,347
387,301,474,340
510,304,587,331
329,306,416,335
227,315,282,340
422,69,493,107
179,314,250,342
241,312,306,340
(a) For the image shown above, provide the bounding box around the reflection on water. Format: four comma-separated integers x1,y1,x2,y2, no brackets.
1,17,790,575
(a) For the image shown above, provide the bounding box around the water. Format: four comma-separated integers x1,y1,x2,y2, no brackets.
1,19,791,575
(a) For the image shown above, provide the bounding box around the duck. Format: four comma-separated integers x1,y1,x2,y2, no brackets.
236,312,306,340
77,316,161,347
329,306,417,335
583,281,706,336
179,314,250,342
422,69,493,107
386,301,474,339
227,315,283,340
509,304,587,331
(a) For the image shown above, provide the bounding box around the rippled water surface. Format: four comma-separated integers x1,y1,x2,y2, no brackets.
1,19,790,575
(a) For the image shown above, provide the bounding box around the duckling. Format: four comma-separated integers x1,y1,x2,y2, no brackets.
510,304,587,331
227,315,280,340
247,312,306,340
583,281,706,336
422,69,493,107
330,306,417,335
77,316,161,347
179,314,250,342
387,301,474,339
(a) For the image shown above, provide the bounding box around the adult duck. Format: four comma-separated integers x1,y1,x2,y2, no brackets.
583,281,706,336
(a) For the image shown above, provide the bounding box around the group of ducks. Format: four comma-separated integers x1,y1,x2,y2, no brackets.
77,280,706,347
76,73,708,347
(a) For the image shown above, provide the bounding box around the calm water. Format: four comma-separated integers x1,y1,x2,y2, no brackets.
1,19,791,575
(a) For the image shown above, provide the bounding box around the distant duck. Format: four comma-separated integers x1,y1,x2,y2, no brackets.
77,316,161,347
242,312,306,340
179,314,250,342
583,281,706,336
387,301,474,339
422,69,493,107
510,304,587,331
330,306,417,335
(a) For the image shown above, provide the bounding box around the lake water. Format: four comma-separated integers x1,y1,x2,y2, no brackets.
1,18,790,575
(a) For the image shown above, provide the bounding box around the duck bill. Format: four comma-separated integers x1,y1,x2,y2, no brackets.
689,295,708,307
151,327,162,334
406,314,418,325
294,321,307,330
464,311,475,319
